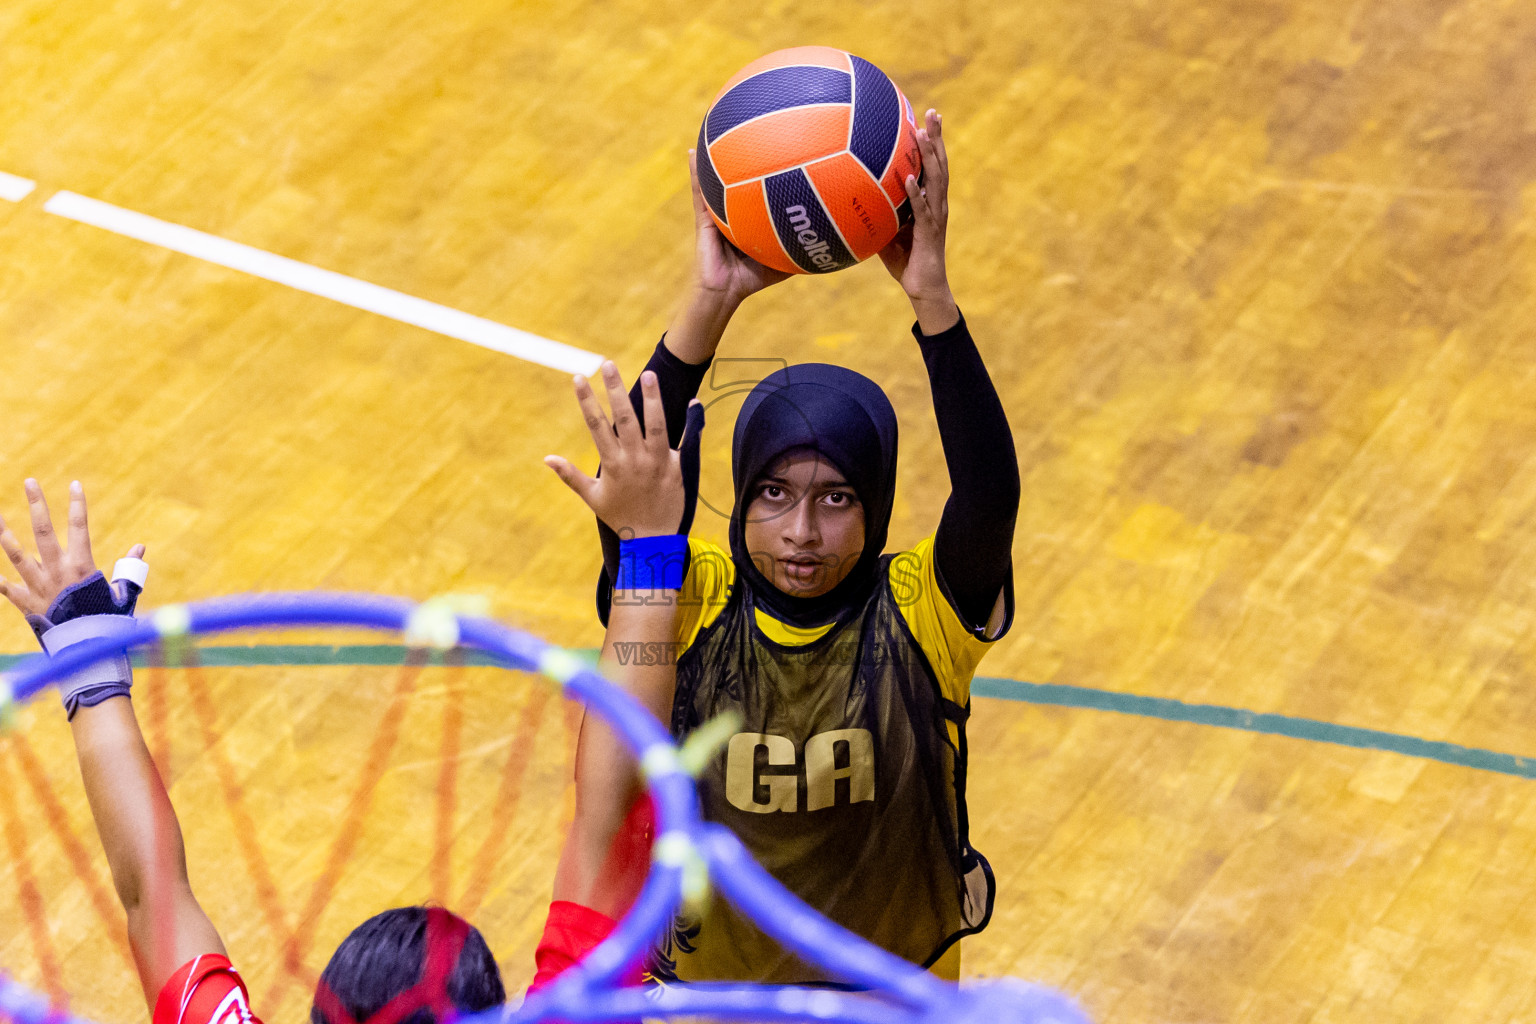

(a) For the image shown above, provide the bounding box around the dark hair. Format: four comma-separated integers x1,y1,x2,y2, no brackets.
311,906,505,1024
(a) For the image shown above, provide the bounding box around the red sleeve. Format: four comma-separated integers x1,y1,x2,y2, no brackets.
153,955,262,1024
531,901,622,991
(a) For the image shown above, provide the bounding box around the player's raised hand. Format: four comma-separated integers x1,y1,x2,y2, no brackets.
688,148,792,303
880,109,960,334
0,479,145,617
545,363,701,538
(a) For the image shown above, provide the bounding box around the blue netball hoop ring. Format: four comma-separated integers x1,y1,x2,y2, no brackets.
0,592,1089,1024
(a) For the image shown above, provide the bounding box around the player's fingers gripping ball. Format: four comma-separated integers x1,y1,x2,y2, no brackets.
696,46,922,274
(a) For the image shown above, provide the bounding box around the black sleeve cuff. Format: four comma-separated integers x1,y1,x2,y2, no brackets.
911,310,971,347
651,333,713,386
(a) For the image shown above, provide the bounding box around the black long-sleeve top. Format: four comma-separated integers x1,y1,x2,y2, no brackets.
597,314,1018,633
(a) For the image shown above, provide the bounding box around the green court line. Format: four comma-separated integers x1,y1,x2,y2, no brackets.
970,677,1536,781
4,645,1531,781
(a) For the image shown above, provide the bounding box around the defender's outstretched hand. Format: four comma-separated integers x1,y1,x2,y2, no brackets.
2,479,224,1007
879,109,960,334
0,479,144,618
545,363,701,538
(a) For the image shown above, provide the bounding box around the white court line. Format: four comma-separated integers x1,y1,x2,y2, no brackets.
42,190,604,375
0,172,37,202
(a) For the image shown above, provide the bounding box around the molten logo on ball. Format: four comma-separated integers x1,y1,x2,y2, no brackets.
785,205,837,270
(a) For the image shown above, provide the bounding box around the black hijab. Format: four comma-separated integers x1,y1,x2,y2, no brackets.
729,363,899,627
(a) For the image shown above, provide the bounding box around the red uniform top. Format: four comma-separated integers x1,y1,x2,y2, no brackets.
153,955,262,1024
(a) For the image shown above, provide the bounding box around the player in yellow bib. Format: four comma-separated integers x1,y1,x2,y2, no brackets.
539,108,1016,987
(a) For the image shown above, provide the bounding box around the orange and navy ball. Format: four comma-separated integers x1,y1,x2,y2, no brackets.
696,46,922,275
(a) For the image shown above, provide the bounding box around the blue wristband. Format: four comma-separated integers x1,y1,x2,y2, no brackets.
616,535,688,591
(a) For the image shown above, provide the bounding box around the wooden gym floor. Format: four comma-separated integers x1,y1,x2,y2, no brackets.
5,1,1536,1021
